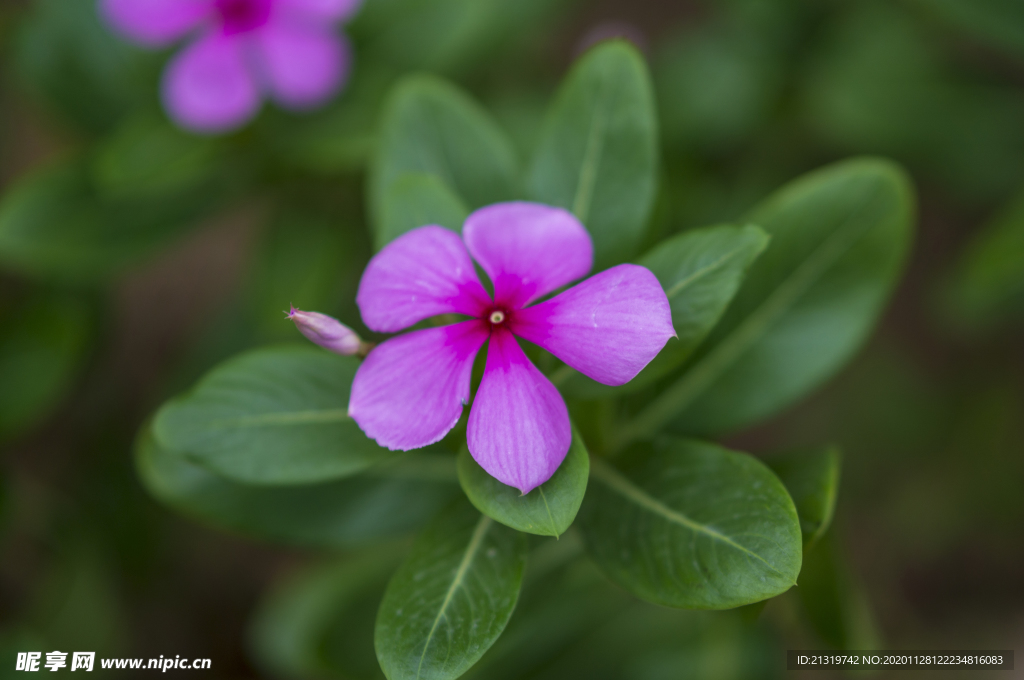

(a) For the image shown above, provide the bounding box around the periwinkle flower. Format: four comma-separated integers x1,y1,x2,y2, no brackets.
346,202,675,494
100,0,361,132
287,305,363,355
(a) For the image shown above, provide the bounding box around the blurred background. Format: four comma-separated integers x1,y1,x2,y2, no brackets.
1,0,1023,677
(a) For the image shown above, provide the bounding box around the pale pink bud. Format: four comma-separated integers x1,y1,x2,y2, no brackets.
287,306,362,356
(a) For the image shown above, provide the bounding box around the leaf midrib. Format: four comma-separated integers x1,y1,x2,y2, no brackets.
661,240,758,300
589,457,793,582
416,515,493,680
616,189,883,446
202,409,349,429
572,81,611,223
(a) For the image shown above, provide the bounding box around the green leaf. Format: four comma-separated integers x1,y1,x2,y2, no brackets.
378,173,470,249
457,428,589,537
153,345,386,485
559,223,768,398
375,499,527,680
768,446,841,547
527,39,658,270
464,550,632,680
0,159,228,280
617,158,914,444
136,426,459,548
250,549,404,680
579,439,802,609
0,292,91,440
370,75,518,243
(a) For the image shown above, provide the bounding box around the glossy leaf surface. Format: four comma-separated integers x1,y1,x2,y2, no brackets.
579,439,802,609
527,40,658,270
619,158,913,442
457,428,588,537
153,345,386,485
370,75,518,244
378,173,470,249
375,499,527,680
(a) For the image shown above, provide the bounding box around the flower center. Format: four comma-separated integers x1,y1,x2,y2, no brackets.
215,0,272,34
489,310,506,325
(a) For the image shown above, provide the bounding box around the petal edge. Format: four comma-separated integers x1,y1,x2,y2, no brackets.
463,202,593,309
349,321,489,450
510,264,675,386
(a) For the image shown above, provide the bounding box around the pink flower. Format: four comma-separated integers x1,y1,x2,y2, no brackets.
347,202,675,494
100,0,361,133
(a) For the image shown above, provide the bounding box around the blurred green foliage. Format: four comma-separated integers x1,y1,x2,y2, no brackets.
2,0,1023,677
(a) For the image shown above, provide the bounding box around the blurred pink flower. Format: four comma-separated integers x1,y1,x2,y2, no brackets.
100,0,361,133
346,202,675,494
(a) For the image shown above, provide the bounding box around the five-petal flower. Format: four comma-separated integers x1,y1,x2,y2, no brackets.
348,201,675,494
100,0,361,132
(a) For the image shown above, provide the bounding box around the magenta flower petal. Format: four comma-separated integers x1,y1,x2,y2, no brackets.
254,21,349,109
463,202,594,309
511,264,675,386
287,306,361,355
162,31,261,133
349,321,489,450
356,226,492,333
276,0,362,22
101,0,211,47
467,328,571,494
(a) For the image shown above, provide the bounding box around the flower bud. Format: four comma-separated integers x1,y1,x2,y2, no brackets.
287,306,362,356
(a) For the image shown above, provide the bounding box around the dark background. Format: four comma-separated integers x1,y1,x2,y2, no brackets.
2,0,1023,677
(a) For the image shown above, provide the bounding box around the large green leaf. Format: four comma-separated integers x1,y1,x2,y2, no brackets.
457,428,588,537
137,427,459,548
153,345,386,485
378,173,470,249
768,446,841,548
250,549,403,680
0,292,91,440
375,499,527,680
617,158,914,444
0,159,228,280
527,40,658,270
370,75,518,244
579,439,802,609
559,224,768,397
